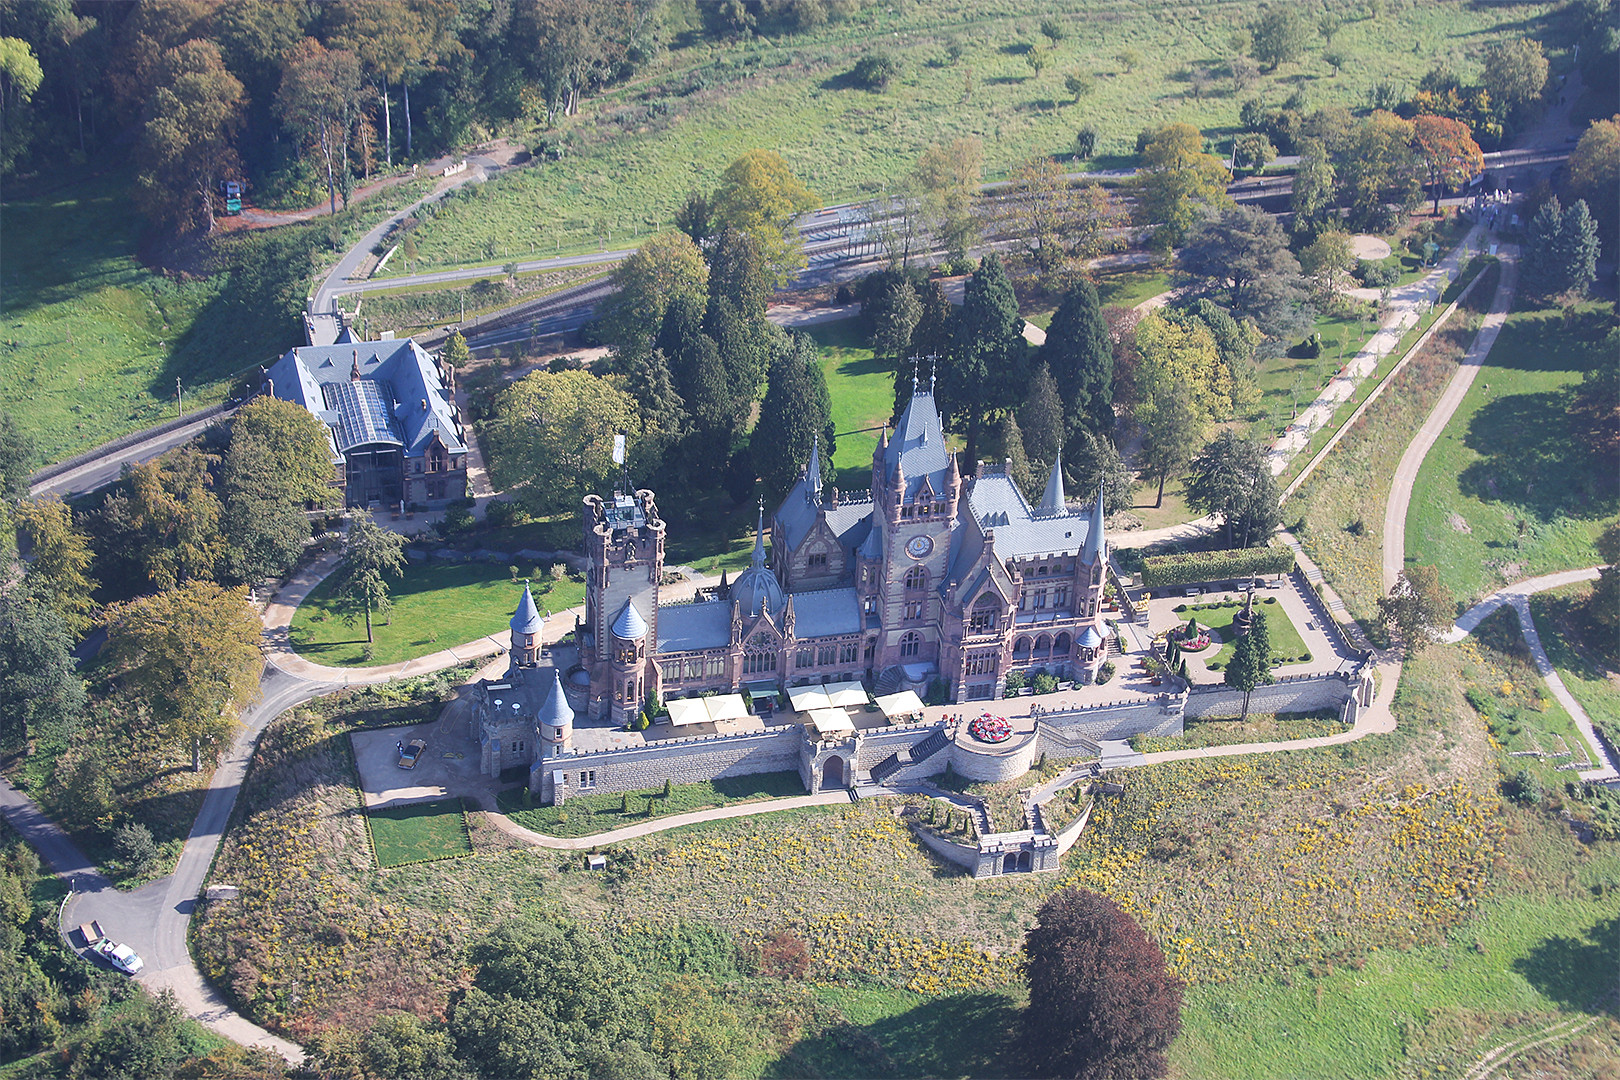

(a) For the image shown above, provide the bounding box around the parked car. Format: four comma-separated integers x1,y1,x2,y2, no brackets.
397,739,428,769
93,938,144,975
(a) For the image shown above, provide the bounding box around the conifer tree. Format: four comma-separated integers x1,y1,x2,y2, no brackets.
331,513,406,643
753,332,833,499
1556,198,1600,300
941,254,1022,467
1040,277,1114,439
1018,363,1065,473
1223,608,1273,718
1520,196,1564,298
997,412,1039,503
1067,429,1136,515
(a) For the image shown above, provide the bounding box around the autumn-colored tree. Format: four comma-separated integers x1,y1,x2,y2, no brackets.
1133,123,1232,250
104,580,263,770
996,157,1125,287
1567,117,1620,250
1022,887,1184,1079
115,448,229,591
13,498,97,636
599,231,710,363
1337,111,1421,230
709,150,818,286
913,138,985,262
275,38,364,216
1411,114,1483,216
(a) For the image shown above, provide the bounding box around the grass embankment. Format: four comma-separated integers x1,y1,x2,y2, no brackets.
495,771,807,838
353,264,609,339
0,172,434,468
289,561,586,667
1289,262,1502,633
1134,709,1348,752
1406,301,1616,606
366,798,473,868
393,2,1543,273
1168,598,1310,671
1530,583,1620,755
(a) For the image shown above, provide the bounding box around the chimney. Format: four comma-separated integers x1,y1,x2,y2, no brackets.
350,349,361,381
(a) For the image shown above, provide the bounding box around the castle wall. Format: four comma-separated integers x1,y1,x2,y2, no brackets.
535,726,805,803
1183,672,1361,720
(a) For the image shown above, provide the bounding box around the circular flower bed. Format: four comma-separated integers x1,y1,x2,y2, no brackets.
969,713,1012,743
1174,631,1212,652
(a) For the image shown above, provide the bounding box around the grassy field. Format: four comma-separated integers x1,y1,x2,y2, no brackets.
1134,709,1348,752
394,1,1556,274
1405,303,1617,606
1530,583,1620,754
1168,598,1310,671
290,560,586,666
495,771,807,838
807,318,895,490
366,798,473,868
1289,262,1502,635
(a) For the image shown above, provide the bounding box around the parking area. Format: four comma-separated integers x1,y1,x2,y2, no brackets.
350,704,503,809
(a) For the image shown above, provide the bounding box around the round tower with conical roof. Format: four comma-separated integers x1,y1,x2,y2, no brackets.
608,598,649,726
508,583,544,671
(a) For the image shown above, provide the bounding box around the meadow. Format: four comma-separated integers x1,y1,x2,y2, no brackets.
1172,597,1311,671
289,560,585,666
395,0,1557,273
1405,302,1616,605
496,771,808,838
1134,709,1348,752
1530,582,1620,754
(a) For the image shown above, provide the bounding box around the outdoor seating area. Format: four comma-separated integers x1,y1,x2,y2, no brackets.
873,690,926,723
663,694,764,736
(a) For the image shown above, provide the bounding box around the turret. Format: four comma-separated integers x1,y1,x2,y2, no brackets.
805,432,823,506
608,599,649,725
508,583,544,672
1081,483,1107,566
1038,450,1066,515
537,668,574,758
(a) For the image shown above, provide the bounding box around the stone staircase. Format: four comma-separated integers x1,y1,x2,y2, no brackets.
869,726,952,783
875,666,904,696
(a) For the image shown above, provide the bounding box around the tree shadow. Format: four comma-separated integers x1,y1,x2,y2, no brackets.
1512,916,1620,1011
772,991,1022,1079
1458,390,1618,522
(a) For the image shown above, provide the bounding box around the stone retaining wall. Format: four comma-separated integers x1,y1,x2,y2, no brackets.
1184,670,1363,720
538,726,803,804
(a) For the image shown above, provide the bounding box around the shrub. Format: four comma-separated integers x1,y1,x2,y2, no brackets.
1173,604,1188,613
1031,673,1058,695
483,500,524,529
1299,652,1312,663
1096,661,1116,684
1355,258,1400,288
1074,126,1098,159
849,52,898,91
1141,547,1295,589
1505,769,1542,804
112,822,159,876
759,930,811,980
925,678,951,706
1004,670,1028,695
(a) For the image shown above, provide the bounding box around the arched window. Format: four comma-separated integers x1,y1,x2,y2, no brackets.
900,631,921,658
1034,634,1052,659
904,567,927,591
744,632,777,675
969,594,1000,633
1013,636,1032,659
1054,632,1071,656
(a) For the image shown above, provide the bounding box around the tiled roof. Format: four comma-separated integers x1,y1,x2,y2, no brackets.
789,587,862,638
966,474,1099,562
884,392,950,500
656,600,732,651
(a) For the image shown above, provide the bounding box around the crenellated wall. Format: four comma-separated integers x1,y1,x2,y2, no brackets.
538,726,804,804
1183,671,1368,720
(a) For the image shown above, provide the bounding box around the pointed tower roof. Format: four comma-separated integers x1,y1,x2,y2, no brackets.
1039,451,1066,514
884,389,949,499
805,432,823,505
538,668,573,727
510,584,544,637
1081,483,1107,564
731,501,785,617
612,599,648,640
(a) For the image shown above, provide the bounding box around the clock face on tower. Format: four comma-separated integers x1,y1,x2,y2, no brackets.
905,535,934,559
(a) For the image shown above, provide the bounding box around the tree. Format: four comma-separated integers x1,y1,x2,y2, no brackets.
113,449,229,591
1520,196,1565,299
753,332,833,499
1480,38,1547,122
1018,363,1065,471
1066,428,1136,515
870,276,922,362
1298,230,1355,301
941,254,1023,467
599,231,710,362
441,332,470,370
913,139,984,264
1555,199,1601,300
1134,378,1201,509
706,227,773,319
1133,123,1232,250
1232,131,1276,174
1223,606,1275,718
329,513,406,645
104,581,262,770
1567,117,1619,251
675,189,712,245
0,591,85,754
1065,71,1095,101
1177,206,1309,337
1250,5,1310,71
1184,431,1281,547
1337,111,1421,231
1411,114,1483,217
227,396,335,508
1290,138,1338,234
1040,277,1115,438
0,411,32,501
0,36,43,176
483,370,639,517
998,411,1040,503
134,40,243,235
275,39,364,217
996,157,1125,287
1021,887,1184,1080
658,296,733,449
1378,565,1454,654
1588,521,1620,637
622,347,687,484
14,498,97,636
709,150,818,286
849,51,897,91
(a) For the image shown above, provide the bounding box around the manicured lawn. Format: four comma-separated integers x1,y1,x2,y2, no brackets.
365,798,473,868
290,560,585,666
1405,303,1616,605
806,318,895,491
396,2,1546,273
495,771,807,838
1135,710,1348,751
1171,598,1310,670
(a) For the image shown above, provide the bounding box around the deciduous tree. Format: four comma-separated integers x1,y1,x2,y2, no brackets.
1481,38,1548,122
329,513,406,644
1133,123,1232,250
226,396,335,508
0,591,84,754
104,581,262,770
440,331,470,370
599,231,710,363
484,370,639,517
0,411,33,500
275,38,364,217
14,498,96,636
996,157,1125,287
1336,111,1421,231
134,40,243,235
1250,5,1310,71
1298,230,1355,302
1185,431,1281,547
114,449,229,591
1411,114,1483,217
1378,565,1454,654
1290,138,1338,234
1567,116,1619,251
1021,887,1184,1079
709,149,817,286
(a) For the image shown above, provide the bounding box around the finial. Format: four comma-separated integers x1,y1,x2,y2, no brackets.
927,353,939,394
910,354,920,396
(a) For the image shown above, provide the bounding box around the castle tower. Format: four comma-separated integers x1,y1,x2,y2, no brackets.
583,488,664,719
508,583,544,673
537,668,574,758
608,599,649,726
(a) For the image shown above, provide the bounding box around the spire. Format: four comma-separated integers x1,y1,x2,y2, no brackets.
538,668,573,728
350,349,362,381
806,432,823,505
510,583,544,637
1081,482,1107,564
751,499,766,569
1039,450,1066,514
910,354,919,397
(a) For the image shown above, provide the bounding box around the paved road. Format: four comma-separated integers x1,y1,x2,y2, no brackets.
28,409,236,500
1382,243,1518,593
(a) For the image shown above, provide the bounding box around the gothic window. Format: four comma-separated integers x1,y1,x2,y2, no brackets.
797,647,815,667
864,639,876,662
808,552,828,569
1034,635,1052,659
661,661,682,681
965,653,997,676
744,634,778,675
684,658,703,679
900,632,921,658
1054,586,1069,608
905,600,924,620
969,594,1000,632
863,596,876,614
905,567,927,591
1054,632,1072,656
818,644,837,666
1013,636,1032,659
705,656,725,677
429,444,447,472
839,642,858,664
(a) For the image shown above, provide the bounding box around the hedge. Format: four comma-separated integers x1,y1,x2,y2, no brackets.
1141,546,1296,589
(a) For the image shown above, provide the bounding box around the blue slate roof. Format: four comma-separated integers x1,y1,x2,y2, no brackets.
537,668,573,726
965,473,1100,563
656,601,732,651
510,585,543,636
613,599,648,640
884,391,950,500
265,339,465,462
789,587,862,638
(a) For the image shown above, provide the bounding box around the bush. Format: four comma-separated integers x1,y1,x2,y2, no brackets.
1003,670,1028,695
1096,661,1116,685
112,822,159,876
1505,769,1542,804
1355,258,1400,288
850,52,898,90
1140,547,1295,589
483,500,526,529
1031,673,1058,695
924,678,951,706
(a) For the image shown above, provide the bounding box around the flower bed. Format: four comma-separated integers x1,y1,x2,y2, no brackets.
968,713,1012,744
1173,630,1212,652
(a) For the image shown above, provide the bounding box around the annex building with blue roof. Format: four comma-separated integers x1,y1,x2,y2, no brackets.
261,337,468,509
